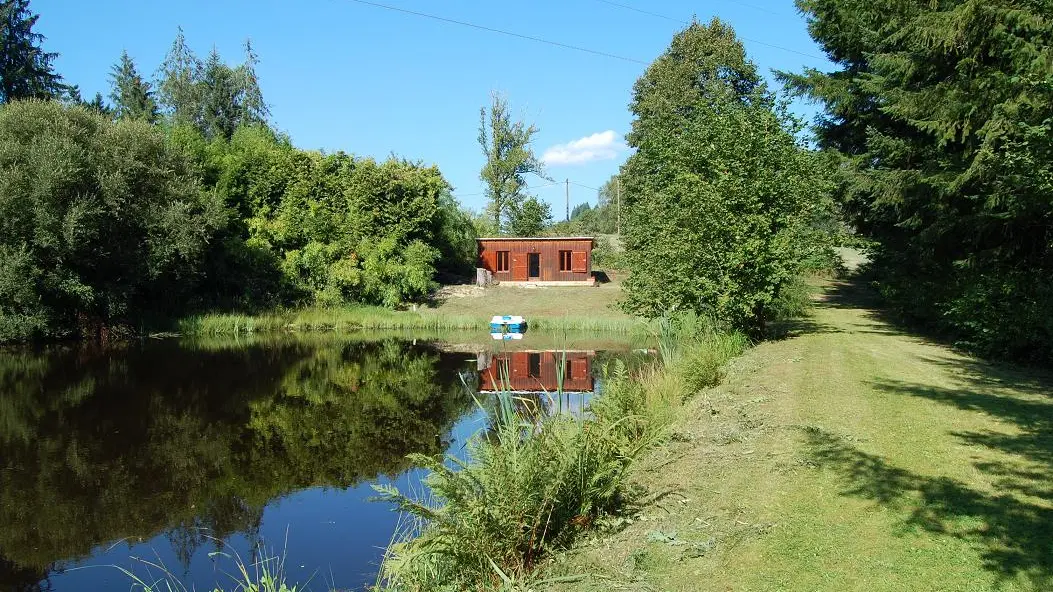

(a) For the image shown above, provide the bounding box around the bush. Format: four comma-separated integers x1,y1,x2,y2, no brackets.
197,128,475,310
375,405,643,590
591,235,626,271
0,100,222,341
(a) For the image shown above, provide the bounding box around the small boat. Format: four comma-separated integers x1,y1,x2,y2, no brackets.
490,315,527,340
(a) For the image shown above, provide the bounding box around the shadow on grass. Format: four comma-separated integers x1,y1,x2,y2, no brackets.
801,365,1053,588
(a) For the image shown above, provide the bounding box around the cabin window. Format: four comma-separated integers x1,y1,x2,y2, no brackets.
496,251,510,272
559,250,572,272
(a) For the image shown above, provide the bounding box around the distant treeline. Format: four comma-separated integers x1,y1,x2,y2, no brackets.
0,19,475,342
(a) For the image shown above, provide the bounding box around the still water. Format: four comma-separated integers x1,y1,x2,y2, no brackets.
0,333,650,591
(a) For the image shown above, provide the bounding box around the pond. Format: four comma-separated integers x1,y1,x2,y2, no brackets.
0,332,653,592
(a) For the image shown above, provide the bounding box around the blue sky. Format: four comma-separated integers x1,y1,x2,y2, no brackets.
34,0,830,214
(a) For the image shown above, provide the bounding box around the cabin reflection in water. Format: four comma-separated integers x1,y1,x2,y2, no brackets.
477,350,595,393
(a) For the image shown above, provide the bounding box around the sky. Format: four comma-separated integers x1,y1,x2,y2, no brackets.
33,0,831,215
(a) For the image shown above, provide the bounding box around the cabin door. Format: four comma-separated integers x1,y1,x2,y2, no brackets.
528,253,540,279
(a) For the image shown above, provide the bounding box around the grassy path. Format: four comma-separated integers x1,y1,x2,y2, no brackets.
549,276,1053,591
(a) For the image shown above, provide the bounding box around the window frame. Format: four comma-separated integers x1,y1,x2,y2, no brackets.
496,250,510,272
558,250,572,272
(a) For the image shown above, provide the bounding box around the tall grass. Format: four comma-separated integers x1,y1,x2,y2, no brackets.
655,313,750,396
178,307,483,336
115,537,300,592
372,314,746,591
178,308,652,337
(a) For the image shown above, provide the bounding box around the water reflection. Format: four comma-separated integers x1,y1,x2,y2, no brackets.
0,338,473,592
0,338,647,591
478,350,595,393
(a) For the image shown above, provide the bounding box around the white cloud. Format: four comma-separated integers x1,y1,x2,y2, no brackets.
541,130,626,166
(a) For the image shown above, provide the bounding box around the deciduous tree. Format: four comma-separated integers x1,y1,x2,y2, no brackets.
508,196,552,236
621,19,833,335
478,92,547,234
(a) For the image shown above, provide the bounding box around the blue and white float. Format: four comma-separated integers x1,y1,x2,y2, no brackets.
490,315,527,340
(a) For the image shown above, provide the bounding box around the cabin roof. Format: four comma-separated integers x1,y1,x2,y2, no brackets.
476,236,594,243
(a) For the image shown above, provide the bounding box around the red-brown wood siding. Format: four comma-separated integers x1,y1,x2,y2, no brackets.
477,239,593,282
479,351,595,393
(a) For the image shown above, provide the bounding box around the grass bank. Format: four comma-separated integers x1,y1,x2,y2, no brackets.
539,275,1053,592
177,275,641,337
371,316,748,591
178,307,646,336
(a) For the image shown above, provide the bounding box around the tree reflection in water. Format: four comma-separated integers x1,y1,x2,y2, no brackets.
0,337,473,592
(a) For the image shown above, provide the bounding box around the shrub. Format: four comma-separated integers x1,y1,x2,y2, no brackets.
0,100,222,341
375,406,642,590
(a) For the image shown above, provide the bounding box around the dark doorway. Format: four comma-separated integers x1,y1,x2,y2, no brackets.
528,253,540,279
528,352,541,378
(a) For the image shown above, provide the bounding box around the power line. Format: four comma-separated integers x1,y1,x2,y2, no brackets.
592,0,683,22
453,181,562,199
591,0,825,61
342,0,649,65
570,181,602,192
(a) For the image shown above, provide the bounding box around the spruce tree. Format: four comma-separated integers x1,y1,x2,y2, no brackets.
199,47,239,139
783,0,1053,361
109,50,158,123
85,92,111,116
0,0,63,103
235,39,268,125
158,27,202,127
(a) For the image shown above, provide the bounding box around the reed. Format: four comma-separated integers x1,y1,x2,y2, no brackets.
116,536,300,592
177,307,654,337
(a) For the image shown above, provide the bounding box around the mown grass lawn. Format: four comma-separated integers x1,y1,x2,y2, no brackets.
543,275,1053,592
425,272,630,321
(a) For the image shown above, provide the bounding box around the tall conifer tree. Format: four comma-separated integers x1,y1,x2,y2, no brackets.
158,27,202,127
236,40,268,125
109,50,158,123
783,0,1053,361
0,0,63,103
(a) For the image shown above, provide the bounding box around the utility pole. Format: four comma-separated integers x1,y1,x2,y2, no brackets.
565,178,570,222
616,176,621,235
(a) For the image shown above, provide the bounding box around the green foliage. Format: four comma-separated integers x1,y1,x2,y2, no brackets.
478,92,548,233
0,35,476,342
375,392,650,590
109,50,158,123
0,100,222,341
192,125,470,309
785,0,1053,362
507,195,552,236
0,0,64,103
652,313,748,394
620,19,835,336
590,235,626,271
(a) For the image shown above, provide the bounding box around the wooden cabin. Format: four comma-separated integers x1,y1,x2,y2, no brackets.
478,351,595,393
477,237,594,285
